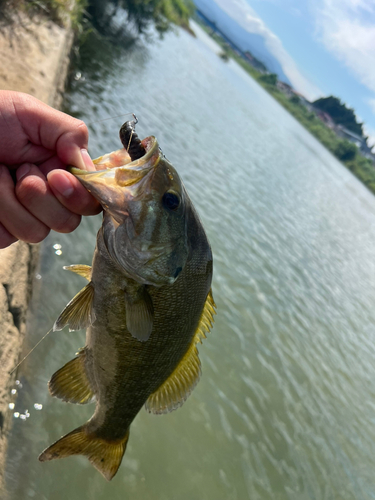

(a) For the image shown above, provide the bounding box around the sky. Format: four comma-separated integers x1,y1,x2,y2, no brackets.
200,0,375,145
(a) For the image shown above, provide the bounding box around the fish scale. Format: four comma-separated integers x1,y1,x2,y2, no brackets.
39,123,216,480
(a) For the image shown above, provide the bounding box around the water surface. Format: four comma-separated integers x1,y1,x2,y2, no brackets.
5,21,375,500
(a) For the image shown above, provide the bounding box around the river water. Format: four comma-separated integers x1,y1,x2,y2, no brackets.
5,21,375,500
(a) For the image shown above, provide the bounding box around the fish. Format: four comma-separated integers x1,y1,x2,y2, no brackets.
38,120,216,481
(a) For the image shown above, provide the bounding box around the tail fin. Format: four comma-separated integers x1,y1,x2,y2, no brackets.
39,425,129,481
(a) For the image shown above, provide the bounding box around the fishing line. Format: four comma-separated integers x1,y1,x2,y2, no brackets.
126,114,138,153
9,327,53,375
10,113,139,376
86,112,135,127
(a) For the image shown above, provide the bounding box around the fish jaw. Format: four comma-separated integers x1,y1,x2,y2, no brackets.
71,135,189,286
69,136,160,224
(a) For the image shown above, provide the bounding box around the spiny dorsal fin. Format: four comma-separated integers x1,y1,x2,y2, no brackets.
145,289,216,414
125,288,154,342
63,265,92,281
39,425,129,481
53,282,96,332
48,349,95,404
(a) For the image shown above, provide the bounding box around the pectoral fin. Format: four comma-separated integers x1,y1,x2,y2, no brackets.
54,282,95,332
63,265,92,281
48,348,95,404
125,288,154,342
145,289,216,414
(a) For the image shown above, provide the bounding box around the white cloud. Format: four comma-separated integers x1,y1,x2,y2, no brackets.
313,0,375,93
211,0,323,100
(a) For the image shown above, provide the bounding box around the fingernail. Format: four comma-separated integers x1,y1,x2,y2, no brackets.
81,149,94,171
16,164,31,181
49,173,74,197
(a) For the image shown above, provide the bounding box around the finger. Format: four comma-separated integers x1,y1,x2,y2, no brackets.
47,170,102,217
38,155,66,177
6,92,96,171
0,223,18,249
0,165,50,244
38,150,96,178
15,163,82,234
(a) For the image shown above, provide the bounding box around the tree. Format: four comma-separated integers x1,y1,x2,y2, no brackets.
88,0,194,35
312,96,363,137
290,94,300,105
334,140,358,162
259,73,277,86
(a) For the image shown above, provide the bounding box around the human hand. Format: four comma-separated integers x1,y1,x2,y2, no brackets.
0,91,101,249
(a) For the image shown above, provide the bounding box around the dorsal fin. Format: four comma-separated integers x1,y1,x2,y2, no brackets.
53,282,96,332
145,289,216,414
63,265,92,281
48,348,95,404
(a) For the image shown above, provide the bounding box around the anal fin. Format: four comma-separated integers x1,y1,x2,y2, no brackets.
54,282,95,332
48,348,95,404
145,289,216,414
39,425,129,481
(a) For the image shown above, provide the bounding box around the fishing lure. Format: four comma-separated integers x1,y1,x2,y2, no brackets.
119,115,146,161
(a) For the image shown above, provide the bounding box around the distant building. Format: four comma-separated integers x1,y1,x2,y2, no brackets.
335,125,362,147
336,124,375,161
276,81,294,97
315,110,336,129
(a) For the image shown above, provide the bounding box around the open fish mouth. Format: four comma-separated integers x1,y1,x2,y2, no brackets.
68,136,161,209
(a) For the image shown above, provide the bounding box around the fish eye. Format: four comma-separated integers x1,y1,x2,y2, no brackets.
162,191,180,211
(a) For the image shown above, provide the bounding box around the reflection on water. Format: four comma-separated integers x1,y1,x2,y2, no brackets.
6,21,375,500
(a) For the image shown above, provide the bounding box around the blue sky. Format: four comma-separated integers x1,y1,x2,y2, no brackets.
202,0,375,144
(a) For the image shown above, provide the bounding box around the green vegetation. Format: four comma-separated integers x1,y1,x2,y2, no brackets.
0,0,194,35
259,73,278,86
87,0,194,36
313,96,364,137
0,0,87,27
196,18,375,196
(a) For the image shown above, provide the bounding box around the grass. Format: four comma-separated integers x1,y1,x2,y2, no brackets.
197,19,375,196
0,0,88,27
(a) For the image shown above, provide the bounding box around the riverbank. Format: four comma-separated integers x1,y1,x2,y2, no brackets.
195,17,375,196
0,13,74,494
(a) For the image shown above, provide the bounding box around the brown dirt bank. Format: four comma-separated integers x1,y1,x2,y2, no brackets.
0,13,74,494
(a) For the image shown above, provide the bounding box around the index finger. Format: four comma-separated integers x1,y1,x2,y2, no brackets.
47,169,102,217
6,92,93,171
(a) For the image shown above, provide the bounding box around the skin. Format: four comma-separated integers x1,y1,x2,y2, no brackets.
0,91,101,249
40,143,214,480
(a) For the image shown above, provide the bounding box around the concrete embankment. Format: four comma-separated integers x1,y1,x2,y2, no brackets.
0,13,74,493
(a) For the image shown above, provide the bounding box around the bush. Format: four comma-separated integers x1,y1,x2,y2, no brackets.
259,73,278,86
334,140,358,162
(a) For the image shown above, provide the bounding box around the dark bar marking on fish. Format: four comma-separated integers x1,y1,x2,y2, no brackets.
119,115,146,161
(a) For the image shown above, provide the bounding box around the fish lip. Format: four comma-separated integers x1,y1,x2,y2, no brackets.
67,136,161,213
68,136,159,181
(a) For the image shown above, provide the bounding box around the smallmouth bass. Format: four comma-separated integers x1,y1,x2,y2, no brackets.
39,121,216,480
